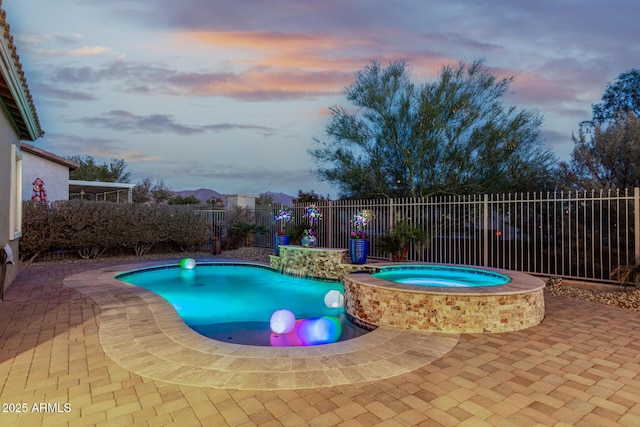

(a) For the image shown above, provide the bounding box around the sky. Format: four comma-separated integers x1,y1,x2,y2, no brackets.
4,1,639,198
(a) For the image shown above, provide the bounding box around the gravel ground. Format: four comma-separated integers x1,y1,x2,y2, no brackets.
543,279,640,312
24,246,640,312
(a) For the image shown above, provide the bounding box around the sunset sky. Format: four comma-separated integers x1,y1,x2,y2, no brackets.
5,1,639,197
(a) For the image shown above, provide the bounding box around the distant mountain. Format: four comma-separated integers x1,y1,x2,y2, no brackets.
261,191,295,206
173,188,225,204
173,189,295,206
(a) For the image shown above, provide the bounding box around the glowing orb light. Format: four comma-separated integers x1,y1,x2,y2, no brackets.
180,258,196,270
324,290,345,308
270,309,296,334
297,316,342,345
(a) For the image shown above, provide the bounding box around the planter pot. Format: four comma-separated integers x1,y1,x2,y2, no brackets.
350,239,369,264
301,235,317,248
273,235,290,255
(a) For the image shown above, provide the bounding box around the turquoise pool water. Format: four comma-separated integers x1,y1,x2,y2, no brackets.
372,265,510,287
116,263,369,346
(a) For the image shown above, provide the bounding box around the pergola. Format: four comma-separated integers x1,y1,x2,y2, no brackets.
69,180,134,203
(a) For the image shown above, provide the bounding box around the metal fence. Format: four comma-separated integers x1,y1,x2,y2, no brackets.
199,188,640,283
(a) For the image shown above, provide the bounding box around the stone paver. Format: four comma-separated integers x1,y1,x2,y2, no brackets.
1,258,640,426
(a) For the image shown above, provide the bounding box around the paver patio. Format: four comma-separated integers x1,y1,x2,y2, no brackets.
1,258,640,426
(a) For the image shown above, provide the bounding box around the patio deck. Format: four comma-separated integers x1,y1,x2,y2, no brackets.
1,258,640,426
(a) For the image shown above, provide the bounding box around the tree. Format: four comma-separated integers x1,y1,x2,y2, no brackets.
255,193,274,207
561,69,640,190
561,112,640,189
168,195,201,205
292,190,329,203
150,178,173,204
132,178,152,203
68,155,131,183
590,69,640,126
310,59,556,198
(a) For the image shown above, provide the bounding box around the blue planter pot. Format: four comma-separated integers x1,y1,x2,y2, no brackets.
273,235,290,255
350,239,369,264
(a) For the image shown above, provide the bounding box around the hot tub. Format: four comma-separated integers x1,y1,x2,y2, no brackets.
343,263,545,333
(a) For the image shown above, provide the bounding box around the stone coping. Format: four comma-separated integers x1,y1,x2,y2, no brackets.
63,261,459,390
280,245,348,252
345,262,546,296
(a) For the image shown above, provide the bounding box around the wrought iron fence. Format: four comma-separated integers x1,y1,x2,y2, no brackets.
199,188,640,283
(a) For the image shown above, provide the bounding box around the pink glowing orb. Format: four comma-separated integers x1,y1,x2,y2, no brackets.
270,309,296,334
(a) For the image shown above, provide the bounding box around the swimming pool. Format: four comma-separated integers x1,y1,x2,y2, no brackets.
372,265,510,287
116,263,369,346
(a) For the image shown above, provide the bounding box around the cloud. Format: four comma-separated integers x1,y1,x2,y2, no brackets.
35,132,162,164
160,160,321,193
35,83,96,101
33,46,112,57
37,133,123,156
41,58,352,101
75,110,277,136
20,32,86,46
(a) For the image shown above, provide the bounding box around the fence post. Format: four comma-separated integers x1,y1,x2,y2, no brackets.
635,187,640,260
327,200,333,249
483,194,489,267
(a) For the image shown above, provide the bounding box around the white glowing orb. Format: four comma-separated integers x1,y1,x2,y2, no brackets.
270,309,296,334
324,290,344,308
180,258,196,270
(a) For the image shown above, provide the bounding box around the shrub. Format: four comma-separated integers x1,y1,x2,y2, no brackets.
48,201,111,259
20,201,52,262
20,201,210,260
159,205,210,252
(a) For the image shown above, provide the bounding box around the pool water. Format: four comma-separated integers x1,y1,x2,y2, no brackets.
372,265,510,287
116,263,369,346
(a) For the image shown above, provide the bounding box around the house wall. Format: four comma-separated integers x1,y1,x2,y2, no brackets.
22,151,70,201
0,109,22,290
227,194,257,210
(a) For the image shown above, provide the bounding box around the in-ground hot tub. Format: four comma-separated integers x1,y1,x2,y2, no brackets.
343,263,545,333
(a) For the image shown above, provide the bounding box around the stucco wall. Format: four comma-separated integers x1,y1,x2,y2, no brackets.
22,151,70,201
0,110,22,290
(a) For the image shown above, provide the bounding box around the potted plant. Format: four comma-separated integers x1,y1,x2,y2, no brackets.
377,221,428,262
301,205,322,247
273,208,293,255
349,211,372,264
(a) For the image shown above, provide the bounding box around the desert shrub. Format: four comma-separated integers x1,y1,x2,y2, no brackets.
21,201,210,260
48,201,112,259
158,205,210,252
120,204,164,256
221,206,252,249
20,201,52,262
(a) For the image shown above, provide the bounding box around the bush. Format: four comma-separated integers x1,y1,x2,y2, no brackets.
158,205,210,252
20,201,52,262
20,201,210,261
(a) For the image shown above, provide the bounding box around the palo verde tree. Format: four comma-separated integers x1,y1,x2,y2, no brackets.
310,59,556,198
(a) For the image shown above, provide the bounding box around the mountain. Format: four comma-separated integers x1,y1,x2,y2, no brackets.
261,191,295,206
173,188,225,204
173,189,295,206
